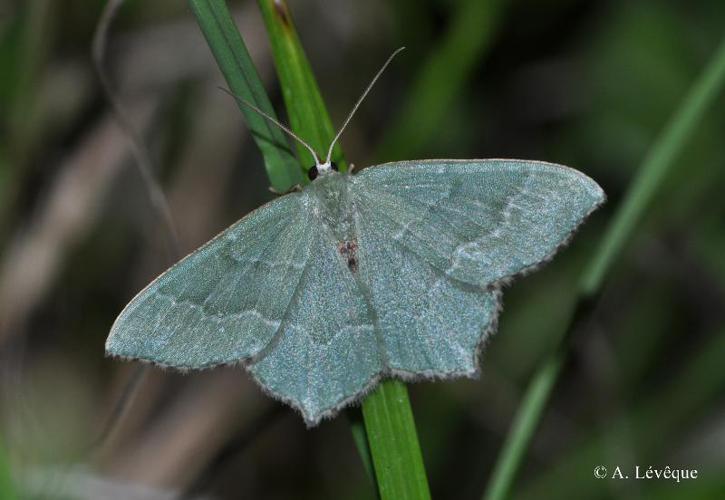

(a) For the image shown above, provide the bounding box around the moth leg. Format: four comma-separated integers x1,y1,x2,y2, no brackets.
268,183,303,195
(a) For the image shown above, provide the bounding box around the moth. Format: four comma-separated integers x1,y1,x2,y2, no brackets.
107,49,605,425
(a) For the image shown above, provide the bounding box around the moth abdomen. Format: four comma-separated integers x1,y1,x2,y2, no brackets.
338,240,359,273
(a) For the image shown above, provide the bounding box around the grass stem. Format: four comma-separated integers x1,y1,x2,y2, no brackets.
189,0,303,192
483,36,725,500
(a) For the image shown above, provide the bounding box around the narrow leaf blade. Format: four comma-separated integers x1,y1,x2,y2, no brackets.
189,0,303,191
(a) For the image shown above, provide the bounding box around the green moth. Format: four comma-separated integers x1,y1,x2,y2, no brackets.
107,50,605,426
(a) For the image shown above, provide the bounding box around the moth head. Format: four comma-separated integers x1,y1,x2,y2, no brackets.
308,161,339,181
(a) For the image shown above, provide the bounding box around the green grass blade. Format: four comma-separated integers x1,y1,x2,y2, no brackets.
188,0,303,192
377,0,504,160
0,436,17,500
362,380,432,500
4,0,53,152
517,326,725,500
483,36,725,500
346,408,379,494
483,351,563,500
256,2,429,498
0,0,54,238
580,36,725,297
257,0,346,173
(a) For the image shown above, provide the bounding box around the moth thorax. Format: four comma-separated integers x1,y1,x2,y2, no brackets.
312,179,355,240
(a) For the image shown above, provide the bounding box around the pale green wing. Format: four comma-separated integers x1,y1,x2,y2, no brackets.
348,159,604,374
107,193,314,369
354,205,501,376
247,219,382,425
351,159,605,287
108,188,384,425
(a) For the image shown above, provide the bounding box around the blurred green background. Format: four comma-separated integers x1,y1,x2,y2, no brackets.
1,0,724,498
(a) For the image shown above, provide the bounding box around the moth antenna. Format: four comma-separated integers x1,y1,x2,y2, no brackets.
325,46,406,164
218,87,322,166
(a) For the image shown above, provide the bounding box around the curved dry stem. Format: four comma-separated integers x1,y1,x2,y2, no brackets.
92,0,180,260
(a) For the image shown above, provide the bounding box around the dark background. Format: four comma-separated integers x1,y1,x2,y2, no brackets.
1,0,724,498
